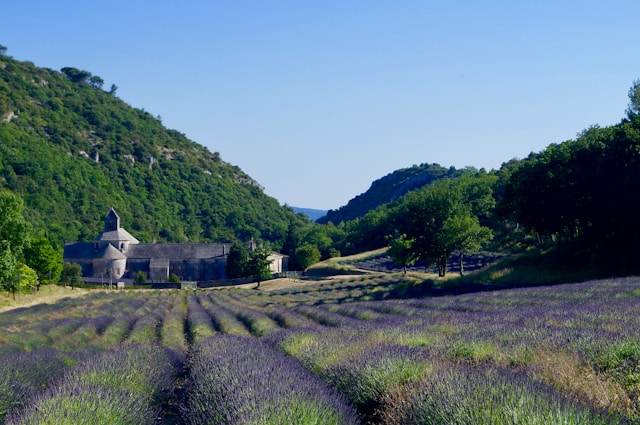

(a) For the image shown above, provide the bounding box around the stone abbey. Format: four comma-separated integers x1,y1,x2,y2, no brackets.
63,208,287,284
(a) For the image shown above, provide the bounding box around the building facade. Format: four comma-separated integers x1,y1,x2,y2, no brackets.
63,208,287,283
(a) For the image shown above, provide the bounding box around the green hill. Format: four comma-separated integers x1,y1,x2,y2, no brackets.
317,163,464,224
0,52,308,248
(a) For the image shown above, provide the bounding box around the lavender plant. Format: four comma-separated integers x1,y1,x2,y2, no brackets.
182,335,360,425
94,313,138,349
0,348,72,421
208,293,280,336
54,315,115,351
160,292,188,355
263,304,318,329
125,312,162,344
186,292,216,343
8,343,179,424
199,293,250,335
6,381,159,425
294,305,361,327
380,364,621,425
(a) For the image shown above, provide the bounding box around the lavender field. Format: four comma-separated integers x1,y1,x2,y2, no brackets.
1,275,639,424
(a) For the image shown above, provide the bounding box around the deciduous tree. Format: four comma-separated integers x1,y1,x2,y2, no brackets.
386,233,417,275
442,214,493,276
60,262,82,289
0,191,31,292
247,244,273,288
18,264,38,292
396,179,492,277
24,237,62,285
295,244,321,271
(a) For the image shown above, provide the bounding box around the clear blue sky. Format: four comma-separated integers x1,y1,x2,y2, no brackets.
3,1,640,210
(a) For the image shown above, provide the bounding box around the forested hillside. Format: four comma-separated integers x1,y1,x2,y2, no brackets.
317,163,463,224
329,80,640,274
0,50,308,248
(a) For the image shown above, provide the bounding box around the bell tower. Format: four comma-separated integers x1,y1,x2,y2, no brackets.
104,208,120,231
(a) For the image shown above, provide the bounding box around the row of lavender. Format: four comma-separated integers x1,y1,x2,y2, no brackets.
0,287,372,423
0,291,185,422
0,294,368,424
6,344,178,424
256,277,640,423
3,277,640,423
0,285,355,423
183,335,360,424
156,278,640,422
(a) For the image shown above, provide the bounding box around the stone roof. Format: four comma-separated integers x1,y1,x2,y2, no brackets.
64,242,232,261
95,228,140,244
63,242,94,260
98,244,127,260
127,243,231,260
149,258,170,268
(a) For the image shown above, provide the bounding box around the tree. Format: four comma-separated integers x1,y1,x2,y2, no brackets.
88,75,104,89
60,67,92,84
280,221,301,269
134,270,147,284
0,191,31,292
0,45,7,56
395,179,492,277
0,250,19,299
226,243,249,279
60,263,82,289
23,237,63,285
247,244,273,288
300,224,333,259
18,264,38,292
442,214,493,276
627,79,640,119
386,233,417,275
295,244,321,271
109,84,118,95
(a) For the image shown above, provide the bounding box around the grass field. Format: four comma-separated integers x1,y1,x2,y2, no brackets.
1,266,639,424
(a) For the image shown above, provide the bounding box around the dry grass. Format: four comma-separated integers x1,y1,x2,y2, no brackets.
0,285,94,313
531,350,631,414
233,273,376,292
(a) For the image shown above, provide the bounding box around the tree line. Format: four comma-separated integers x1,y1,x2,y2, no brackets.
2,40,639,286
281,80,640,276
498,80,640,271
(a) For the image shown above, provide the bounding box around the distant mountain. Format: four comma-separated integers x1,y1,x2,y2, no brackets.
292,207,328,222
317,163,464,224
0,52,309,247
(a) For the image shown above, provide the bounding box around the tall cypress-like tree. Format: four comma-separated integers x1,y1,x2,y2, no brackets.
226,244,249,279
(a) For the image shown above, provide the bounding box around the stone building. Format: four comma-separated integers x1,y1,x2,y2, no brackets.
63,208,287,283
